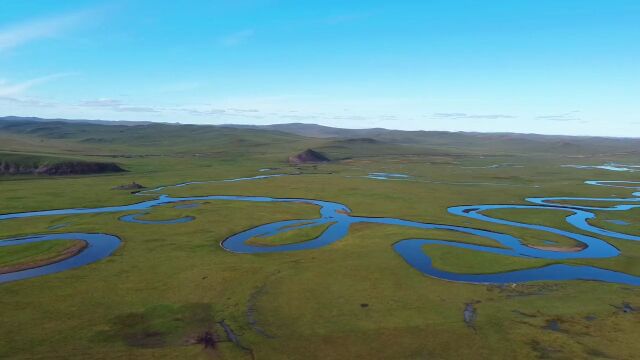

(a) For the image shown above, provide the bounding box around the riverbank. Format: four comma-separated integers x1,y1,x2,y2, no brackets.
0,240,87,275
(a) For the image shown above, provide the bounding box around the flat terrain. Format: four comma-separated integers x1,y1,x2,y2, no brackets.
1,119,639,359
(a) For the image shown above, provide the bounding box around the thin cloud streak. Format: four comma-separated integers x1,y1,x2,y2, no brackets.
536,111,581,122
0,73,73,97
0,96,56,108
0,8,101,52
79,98,158,113
431,113,516,120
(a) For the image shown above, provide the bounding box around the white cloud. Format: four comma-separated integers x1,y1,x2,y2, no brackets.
0,73,72,97
0,95,56,108
536,111,581,122
0,8,99,52
80,98,123,108
79,98,159,113
219,29,254,47
431,112,516,120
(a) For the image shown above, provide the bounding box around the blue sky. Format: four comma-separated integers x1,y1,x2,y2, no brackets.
0,0,638,136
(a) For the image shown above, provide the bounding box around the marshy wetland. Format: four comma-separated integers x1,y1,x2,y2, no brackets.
4,176,640,286
1,119,640,359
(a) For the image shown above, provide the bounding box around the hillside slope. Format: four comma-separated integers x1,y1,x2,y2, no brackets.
0,152,125,175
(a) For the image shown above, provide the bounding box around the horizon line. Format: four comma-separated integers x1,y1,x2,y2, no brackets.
1,115,638,140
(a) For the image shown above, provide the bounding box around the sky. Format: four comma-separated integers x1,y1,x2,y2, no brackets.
0,0,638,137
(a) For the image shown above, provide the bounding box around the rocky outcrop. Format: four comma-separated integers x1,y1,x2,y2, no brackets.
0,160,125,175
288,149,330,164
112,182,145,190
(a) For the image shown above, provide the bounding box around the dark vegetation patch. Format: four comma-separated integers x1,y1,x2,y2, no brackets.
584,347,613,359
112,182,146,190
485,283,562,298
193,330,217,349
34,161,125,175
0,153,125,176
522,316,616,359
611,302,636,313
339,137,381,144
528,340,562,359
97,303,217,348
512,310,538,318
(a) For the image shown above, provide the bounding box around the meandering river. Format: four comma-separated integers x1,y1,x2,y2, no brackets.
1,175,639,286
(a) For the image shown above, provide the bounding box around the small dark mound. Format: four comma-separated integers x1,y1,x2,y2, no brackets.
195,330,216,349
288,149,330,164
112,182,146,190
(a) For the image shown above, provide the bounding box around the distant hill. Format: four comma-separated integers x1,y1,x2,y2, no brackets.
224,122,638,142
0,116,157,126
224,122,640,156
0,117,309,158
0,152,125,176
1,116,639,157
224,123,370,138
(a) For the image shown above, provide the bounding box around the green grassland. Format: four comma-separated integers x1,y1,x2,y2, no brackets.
1,120,640,359
0,240,83,271
246,222,335,247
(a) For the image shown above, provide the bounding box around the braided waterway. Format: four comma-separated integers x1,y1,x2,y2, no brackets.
1,175,639,285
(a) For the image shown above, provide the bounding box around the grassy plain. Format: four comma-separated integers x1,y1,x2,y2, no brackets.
0,240,83,272
1,120,639,359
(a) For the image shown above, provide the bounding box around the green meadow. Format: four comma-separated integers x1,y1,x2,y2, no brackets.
1,120,639,359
